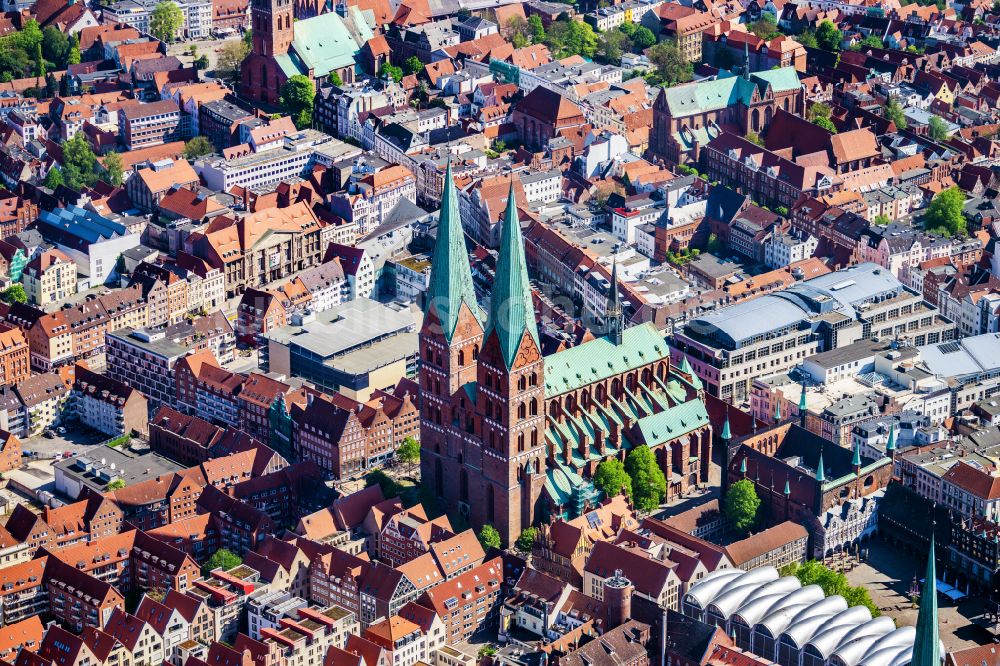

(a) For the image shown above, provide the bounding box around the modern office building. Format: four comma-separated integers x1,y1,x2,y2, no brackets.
672,262,956,401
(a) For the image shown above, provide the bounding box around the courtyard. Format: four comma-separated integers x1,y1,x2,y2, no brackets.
845,539,994,652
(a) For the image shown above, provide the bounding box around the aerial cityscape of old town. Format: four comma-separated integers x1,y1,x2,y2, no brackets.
0,0,998,661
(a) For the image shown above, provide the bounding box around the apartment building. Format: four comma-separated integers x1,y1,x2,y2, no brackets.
45,558,125,631
174,350,241,427
22,249,77,306
329,165,417,238
106,327,190,408
418,559,503,644
103,0,212,38
71,364,149,437
288,380,419,479
0,324,30,388
0,557,48,625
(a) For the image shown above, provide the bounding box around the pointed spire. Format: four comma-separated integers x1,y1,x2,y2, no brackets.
721,407,732,442
799,382,807,411
784,477,791,496
912,534,941,666
485,179,539,368
852,442,862,469
739,456,746,475
886,423,896,453
743,41,751,80
605,258,623,345
815,450,825,483
426,159,481,343
773,398,782,422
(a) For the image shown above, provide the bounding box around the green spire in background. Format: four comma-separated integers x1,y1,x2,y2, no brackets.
425,160,482,342
815,450,825,483
485,180,539,368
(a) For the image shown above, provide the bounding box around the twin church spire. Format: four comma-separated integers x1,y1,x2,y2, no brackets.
427,165,627,368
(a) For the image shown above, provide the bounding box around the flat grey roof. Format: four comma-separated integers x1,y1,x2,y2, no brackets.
919,333,1000,379
55,443,185,495
265,298,416,360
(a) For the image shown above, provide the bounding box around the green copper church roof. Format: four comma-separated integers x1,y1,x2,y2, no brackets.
659,67,802,116
485,181,539,368
291,10,370,77
545,323,669,397
912,536,941,666
636,399,709,444
425,161,482,343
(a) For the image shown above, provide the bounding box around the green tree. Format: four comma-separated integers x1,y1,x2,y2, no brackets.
796,29,818,48
396,437,420,467
478,524,501,550
0,284,26,304
923,186,967,236
150,1,184,42
379,62,403,82
103,152,124,187
885,96,907,129
808,102,831,121
67,38,80,65
59,72,70,95
504,16,531,48
328,71,342,85
16,20,42,53
32,42,44,77
365,469,399,498
404,55,424,76
281,74,315,129
43,166,63,189
856,34,883,49
548,19,597,58
724,478,761,534
44,72,57,98
193,54,209,70
183,136,214,159
783,561,880,616
477,645,498,659
631,26,657,49
624,445,666,512
216,39,250,83
61,135,98,189
593,458,632,500
515,527,537,553
872,214,891,226
815,20,842,51
647,40,692,85
106,479,126,490
814,116,837,133
598,29,631,64
748,14,781,40
203,548,241,575
745,130,764,146
528,15,545,43
41,26,69,68
928,115,949,141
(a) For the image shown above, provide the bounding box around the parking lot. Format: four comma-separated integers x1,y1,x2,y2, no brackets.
21,422,109,460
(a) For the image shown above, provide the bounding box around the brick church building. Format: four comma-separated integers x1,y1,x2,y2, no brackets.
650,58,804,167
242,0,369,104
419,164,713,545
